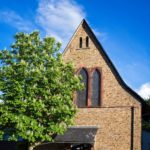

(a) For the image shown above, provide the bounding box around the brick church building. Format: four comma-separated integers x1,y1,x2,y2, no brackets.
60,19,147,150
1,19,149,150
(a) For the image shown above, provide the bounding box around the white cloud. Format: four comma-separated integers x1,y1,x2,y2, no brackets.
0,10,35,32
0,0,107,50
0,0,86,48
136,82,150,99
36,0,86,47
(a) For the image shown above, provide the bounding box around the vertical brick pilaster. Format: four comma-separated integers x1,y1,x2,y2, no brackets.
87,68,92,107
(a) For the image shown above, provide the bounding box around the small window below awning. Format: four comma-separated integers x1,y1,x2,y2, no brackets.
54,126,98,143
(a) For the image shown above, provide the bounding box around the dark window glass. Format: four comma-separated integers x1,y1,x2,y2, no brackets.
86,36,89,47
79,37,82,48
77,69,88,107
91,70,100,106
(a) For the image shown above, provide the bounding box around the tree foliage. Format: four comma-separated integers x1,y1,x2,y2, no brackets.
143,97,150,130
143,120,150,130
145,97,150,105
0,31,82,149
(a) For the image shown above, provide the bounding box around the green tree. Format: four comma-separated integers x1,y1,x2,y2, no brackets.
0,31,82,150
143,97,150,130
146,97,150,105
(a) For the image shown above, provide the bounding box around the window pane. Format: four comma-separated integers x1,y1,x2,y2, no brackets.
77,69,88,107
79,37,82,48
86,36,89,47
91,70,100,106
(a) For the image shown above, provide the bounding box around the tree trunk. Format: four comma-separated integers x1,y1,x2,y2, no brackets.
28,145,34,150
28,142,41,150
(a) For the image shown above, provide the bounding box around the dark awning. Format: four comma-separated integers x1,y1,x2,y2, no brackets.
54,126,98,143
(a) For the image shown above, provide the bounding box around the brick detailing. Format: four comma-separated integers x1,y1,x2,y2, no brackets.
76,67,102,108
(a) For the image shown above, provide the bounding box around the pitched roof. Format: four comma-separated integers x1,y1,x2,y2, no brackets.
63,19,147,106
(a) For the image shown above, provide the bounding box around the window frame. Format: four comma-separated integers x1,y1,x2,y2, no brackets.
76,67,89,108
86,36,89,48
79,37,83,48
75,67,102,108
91,68,101,107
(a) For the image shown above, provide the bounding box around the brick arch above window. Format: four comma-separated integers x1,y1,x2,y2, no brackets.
76,67,89,75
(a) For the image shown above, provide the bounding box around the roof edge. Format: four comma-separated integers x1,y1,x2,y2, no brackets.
62,19,85,56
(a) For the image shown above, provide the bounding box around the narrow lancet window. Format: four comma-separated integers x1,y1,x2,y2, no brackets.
77,68,88,107
91,70,100,107
79,37,82,48
86,36,89,47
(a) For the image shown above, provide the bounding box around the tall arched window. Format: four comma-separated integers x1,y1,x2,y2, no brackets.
79,37,82,48
91,70,101,107
86,36,89,47
77,68,88,107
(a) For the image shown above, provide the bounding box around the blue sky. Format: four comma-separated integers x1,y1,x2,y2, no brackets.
0,0,150,98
